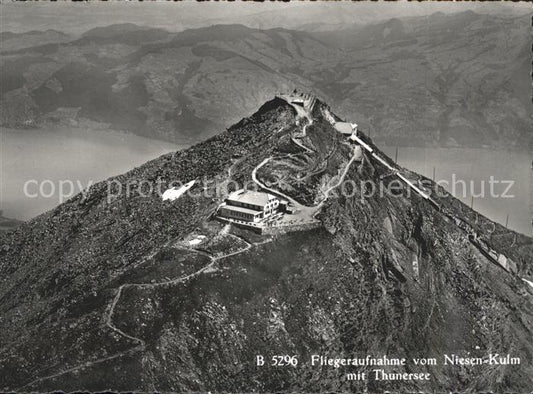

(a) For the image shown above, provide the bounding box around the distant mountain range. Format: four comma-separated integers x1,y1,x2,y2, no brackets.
2,1,528,35
1,10,531,149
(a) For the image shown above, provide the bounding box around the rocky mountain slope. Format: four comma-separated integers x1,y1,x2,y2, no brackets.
1,97,532,391
1,10,531,149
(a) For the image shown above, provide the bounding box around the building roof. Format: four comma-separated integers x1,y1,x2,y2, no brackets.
227,190,278,207
334,122,354,134
220,205,262,216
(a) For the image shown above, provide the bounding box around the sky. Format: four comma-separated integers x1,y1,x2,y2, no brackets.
1,0,530,35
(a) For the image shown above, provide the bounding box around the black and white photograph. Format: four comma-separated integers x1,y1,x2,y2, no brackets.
0,0,532,391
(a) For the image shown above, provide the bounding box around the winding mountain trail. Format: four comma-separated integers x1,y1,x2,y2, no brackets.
251,95,364,220
252,158,308,211
290,117,315,154
17,151,284,389
251,116,362,221
17,233,271,390
262,95,367,212
291,134,314,154
315,145,362,210
259,95,440,219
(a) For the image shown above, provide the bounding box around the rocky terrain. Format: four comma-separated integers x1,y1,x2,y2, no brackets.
1,97,532,391
1,10,531,149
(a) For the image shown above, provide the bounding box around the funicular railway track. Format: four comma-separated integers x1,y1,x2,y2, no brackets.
350,133,518,275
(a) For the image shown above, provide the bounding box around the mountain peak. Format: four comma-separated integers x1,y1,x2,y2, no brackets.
1,94,532,391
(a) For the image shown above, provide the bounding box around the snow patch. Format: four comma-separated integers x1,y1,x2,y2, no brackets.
162,180,196,201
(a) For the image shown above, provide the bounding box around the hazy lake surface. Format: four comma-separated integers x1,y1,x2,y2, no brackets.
2,127,180,221
382,146,532,236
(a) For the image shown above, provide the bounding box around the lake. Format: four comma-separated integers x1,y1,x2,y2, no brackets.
381,146,532,236
1,126,180,221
